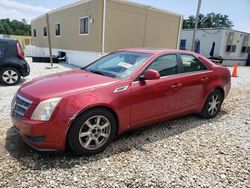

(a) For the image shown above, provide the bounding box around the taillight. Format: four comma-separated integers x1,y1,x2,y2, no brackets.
16,42,24,59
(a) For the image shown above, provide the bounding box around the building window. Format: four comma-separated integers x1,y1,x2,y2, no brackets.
180,39,186,50
241,46,247,53
226,45,236,52
33,29,36,38
43,26,47,37
247,47,250,53
231,45,236,52
80,17,89,35
55,24,61,36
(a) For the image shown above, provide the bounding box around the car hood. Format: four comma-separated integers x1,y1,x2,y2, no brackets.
18,69,120,103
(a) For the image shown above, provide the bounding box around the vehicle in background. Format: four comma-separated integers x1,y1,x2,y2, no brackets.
0,38,30,86
11,49,231,155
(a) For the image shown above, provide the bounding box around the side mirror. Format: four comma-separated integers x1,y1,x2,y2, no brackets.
140,69,160,81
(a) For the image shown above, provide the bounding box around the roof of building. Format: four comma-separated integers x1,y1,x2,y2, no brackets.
182,27,250,35
31,0,182,23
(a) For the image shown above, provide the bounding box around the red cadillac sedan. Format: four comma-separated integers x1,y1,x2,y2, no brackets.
11,49,231,155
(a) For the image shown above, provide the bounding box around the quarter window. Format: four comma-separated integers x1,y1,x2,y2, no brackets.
55,24,61,36
147,54,178,77
180,54,207,73
80,17,89,35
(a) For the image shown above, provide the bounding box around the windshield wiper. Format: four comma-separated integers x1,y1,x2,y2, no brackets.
88,69,105,76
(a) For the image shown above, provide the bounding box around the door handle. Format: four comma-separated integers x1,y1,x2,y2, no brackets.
201,77,209,83
171,83,182,88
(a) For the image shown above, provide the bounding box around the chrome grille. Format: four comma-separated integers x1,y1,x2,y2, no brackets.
11,94,32,120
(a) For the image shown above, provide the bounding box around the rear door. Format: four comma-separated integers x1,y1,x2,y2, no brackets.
177,53,212,112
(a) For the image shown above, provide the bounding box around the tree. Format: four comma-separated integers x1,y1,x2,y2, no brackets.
183,12,234,29
0,19,31,36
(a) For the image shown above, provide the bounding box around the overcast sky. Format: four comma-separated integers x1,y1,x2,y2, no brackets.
0,0,249,33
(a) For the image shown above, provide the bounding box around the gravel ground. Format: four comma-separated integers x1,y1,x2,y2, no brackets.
0,59,249,187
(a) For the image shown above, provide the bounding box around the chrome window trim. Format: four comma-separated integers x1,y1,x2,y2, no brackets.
132,52,211,83
132,69,212,84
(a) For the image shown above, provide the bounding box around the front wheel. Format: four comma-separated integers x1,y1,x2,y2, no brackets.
200,90,223,119
67,108,117,156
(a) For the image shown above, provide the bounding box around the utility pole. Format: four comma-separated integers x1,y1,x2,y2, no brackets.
46,13,55,68
191,0,202,51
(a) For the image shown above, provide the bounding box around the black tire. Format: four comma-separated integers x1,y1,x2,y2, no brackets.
200,90,223,119
67,108,117,156
0,67,21,86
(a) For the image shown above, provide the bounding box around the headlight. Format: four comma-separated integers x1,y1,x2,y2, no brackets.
31,98,61,121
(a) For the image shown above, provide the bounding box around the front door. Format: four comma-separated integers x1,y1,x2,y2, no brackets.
177,53,212,111
129,54,182,127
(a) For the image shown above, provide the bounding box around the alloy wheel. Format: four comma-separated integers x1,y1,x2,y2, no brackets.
2,69,19,84
78,115,111,150
208,93,221,116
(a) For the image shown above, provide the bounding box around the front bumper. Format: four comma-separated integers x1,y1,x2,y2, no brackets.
12,117,68,151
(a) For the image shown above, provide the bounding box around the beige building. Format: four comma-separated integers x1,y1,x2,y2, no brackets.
31,0,182,66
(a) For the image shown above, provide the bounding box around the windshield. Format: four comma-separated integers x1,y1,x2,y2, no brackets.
84,51,152,79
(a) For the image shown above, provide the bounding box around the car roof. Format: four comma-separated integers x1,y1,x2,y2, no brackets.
118,48,197,56
0,38,17,43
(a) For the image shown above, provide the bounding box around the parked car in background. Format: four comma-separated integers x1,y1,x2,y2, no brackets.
0,38,30,86
11,49,231,155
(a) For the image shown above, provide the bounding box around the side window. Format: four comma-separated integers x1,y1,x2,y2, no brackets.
147,54,178,77
180,54,207,73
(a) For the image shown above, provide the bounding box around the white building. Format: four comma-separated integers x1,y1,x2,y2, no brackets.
180,28,250,66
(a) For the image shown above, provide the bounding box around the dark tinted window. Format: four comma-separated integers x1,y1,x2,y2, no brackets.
241,46,247,53
180,39,186,50
147,54,178,77
80,17,89,35
55,24,60,36
180,54,207,73
226,45,231,52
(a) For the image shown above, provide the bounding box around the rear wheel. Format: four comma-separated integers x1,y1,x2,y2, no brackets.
67,108,117,156
200,90,223,119
0,67,21,86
